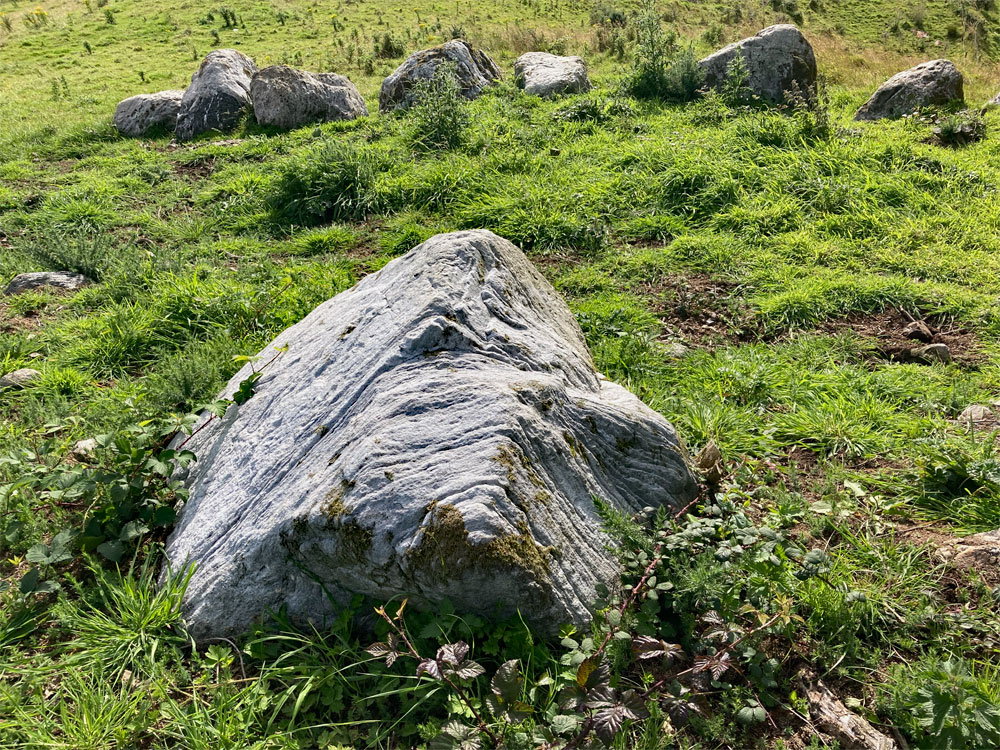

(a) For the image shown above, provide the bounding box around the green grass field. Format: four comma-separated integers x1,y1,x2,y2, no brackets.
3,0,1000,747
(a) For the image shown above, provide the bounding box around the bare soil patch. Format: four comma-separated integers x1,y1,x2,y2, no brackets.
0,299,65,334
637,274,751,349
172,158,216,180
811,309,984,368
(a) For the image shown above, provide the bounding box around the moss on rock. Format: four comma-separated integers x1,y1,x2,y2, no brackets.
408,503,551,583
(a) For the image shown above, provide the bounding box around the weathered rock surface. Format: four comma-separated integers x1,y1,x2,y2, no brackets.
166,230,696,639
72,438,99,461
854,60,964,121
250,66,367,129
804,679,898,750
958,404,995,428
514,52,591,97
698,24,817,104
911,343,951,364
938,530,1000,578
4,271,90,296
175,49,257,141
0,368,42,390
113,90,185,137
902,320,934,343
379,39,501,112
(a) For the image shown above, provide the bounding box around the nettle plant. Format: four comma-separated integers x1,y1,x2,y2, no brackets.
0,357,275,599
0,409,204,598
367,486,838,748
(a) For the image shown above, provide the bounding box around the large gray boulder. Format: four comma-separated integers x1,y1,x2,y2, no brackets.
855,60,964,121
166,230,696,639
379,39,501,112
4,271,90,295
514,52,591,98
699,24,817,104
113,90,185,137
175,49,257,141
250,66,367,129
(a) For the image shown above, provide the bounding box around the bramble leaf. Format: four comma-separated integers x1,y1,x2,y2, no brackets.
453,660,485,681
549,713,579,735
593,704,640,745
736,704,767,724
417,658,443,680
491,659,523,701
438,642,469,666
577,655,609,690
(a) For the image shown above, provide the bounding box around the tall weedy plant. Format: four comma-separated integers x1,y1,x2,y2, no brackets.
407,63,470,150
624,0,703,101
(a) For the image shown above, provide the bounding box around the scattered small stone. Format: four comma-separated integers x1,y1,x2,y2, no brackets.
937,530,1000,576
901,319,934,343
958,404,994,427
663,342,690,358
4,271,91,296
803,679,898,750
694,440,726,485
910,343,951,364
0,368,42,390
71,438,99,461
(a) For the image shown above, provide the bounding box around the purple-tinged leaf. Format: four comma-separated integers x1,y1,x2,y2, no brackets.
619,690,650,720
583,684,616,710
491,659,523,701
593,705,632,745
417,658,443,680
632,635,665,660
711,652,732,680
438,642,469,666
453,660,485,681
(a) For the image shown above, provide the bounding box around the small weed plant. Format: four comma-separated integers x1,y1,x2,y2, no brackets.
406,63,470,150
624,0,703,102
23,6,49,28
624,0,703,101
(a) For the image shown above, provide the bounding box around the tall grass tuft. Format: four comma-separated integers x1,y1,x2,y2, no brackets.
268,139,387,226
406,63,470,150
57,555,194,681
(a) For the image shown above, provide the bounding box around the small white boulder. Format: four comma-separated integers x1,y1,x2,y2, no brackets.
514,52,591,98
4,271,90,296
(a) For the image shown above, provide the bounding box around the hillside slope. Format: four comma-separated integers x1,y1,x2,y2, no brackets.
2,0,1000,748
3,0,1000,157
